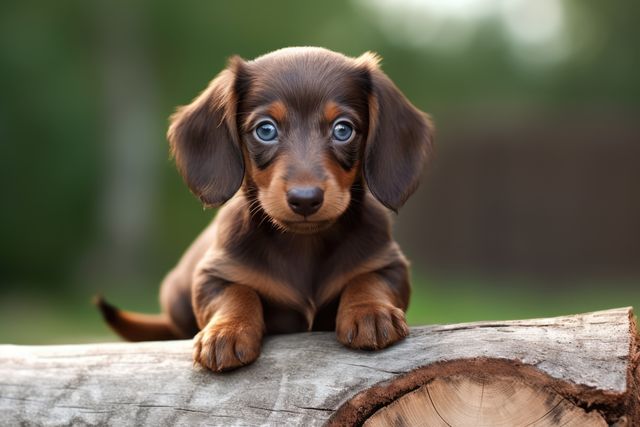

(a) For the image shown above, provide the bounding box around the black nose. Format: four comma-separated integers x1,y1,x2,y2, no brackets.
287,187,324,217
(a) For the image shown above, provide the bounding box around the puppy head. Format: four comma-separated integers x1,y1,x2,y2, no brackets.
168,47,433,233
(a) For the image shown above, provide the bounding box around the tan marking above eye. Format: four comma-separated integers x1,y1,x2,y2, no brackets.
242,101,287,132
324,101,342,124
266,101,287,124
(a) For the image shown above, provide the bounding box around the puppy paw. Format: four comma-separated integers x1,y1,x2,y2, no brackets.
193,322,262,372
336,303,409,350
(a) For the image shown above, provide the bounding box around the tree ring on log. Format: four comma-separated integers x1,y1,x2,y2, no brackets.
363,374,605,426
328,358,626,426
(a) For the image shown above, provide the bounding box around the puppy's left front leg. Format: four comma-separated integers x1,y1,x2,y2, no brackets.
336,267,410,350
192,278,265,372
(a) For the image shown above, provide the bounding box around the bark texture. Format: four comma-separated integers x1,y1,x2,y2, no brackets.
0,307,637,426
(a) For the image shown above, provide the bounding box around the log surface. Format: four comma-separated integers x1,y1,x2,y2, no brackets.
0,307,635,426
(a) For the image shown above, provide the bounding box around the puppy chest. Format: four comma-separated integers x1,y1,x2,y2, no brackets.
262,297,339,334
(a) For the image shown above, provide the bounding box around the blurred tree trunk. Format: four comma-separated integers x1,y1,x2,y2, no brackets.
83,2,162,283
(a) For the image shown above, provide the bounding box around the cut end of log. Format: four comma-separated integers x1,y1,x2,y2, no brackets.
329,358,625,426
629,312,640,425
359,362,609,427
330,308,638,426
365,374,607,427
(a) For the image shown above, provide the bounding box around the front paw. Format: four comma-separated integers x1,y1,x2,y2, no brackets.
336,303,409,350
193,322,262,372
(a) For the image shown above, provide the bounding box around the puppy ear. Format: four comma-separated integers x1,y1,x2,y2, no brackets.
168,57,246,207
359,53,434,212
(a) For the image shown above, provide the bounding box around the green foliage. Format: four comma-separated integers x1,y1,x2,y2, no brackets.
0,0,638,342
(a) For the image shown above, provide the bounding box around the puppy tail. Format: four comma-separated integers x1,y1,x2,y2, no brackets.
94,295,181,342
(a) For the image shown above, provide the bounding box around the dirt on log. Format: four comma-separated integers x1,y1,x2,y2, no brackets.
0,307,638,426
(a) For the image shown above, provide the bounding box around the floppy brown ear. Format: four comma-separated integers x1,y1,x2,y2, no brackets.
168,57,246,207
360,53,434,212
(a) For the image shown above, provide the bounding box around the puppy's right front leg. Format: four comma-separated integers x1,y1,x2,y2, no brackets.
192,277,265,372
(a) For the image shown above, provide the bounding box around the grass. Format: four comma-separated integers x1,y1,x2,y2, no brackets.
406,274,640,326
1,275,638,344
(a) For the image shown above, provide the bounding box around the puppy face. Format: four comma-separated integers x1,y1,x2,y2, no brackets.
238,49,370,233
168,47,433,234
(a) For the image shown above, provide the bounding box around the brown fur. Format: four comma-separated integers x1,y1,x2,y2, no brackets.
336,273,410,350
266,100,288,124
323,100,342,124
98,47,434,372
192,284,264,371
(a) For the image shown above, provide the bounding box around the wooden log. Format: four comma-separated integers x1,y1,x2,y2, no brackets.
0,307,637,426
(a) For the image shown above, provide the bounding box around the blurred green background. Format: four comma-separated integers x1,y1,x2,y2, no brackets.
1,0,638,344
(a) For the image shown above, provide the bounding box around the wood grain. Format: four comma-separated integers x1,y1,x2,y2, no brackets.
0,307,636,426
363,375,607,426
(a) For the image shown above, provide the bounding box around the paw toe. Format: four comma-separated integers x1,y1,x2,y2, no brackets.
193,326,262,372
337,304,409,351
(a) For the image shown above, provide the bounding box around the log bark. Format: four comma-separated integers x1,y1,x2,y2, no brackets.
0,307,637,426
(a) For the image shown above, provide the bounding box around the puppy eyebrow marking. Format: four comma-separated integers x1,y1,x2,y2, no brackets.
266,100,287,124
324,101,342,124
243,101,288,131
323,101,359,129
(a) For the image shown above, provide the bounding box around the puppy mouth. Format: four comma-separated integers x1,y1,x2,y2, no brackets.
280,219,334,234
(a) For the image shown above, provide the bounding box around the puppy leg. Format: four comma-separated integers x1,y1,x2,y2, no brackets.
192,280,265,372
159,268,199,339
336,265,410,350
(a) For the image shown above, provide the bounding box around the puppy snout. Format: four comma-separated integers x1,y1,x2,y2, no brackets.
287,187,324,217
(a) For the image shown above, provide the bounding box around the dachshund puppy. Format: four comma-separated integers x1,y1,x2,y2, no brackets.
97,47,433,372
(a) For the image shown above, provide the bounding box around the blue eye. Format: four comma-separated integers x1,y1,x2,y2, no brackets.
332,121,354,143
254,121,278,143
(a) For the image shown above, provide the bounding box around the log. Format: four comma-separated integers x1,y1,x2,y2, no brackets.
0,307,638,426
